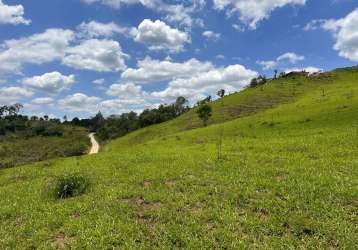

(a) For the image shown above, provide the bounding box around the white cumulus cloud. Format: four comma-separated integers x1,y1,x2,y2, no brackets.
0,86,33,105
77,21,131,38
132,19,190,52
0,0,31,25
121,57,214,84
22,72,76,94
31,97,54,105
0,29,75,75
213,0,306,30
99,98,150,115
0,27,129,75
257,52,305,70
81,0,140,9
93,78,105,85
277,52,305,63
152,64,258,100
202,30,221,41
257,60,278,70
80,0,204,28
63,39,128,72
106,82,144,97
305,9,358,62
59,93,101,113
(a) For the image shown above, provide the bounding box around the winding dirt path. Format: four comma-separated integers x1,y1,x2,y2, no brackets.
88,133,99,155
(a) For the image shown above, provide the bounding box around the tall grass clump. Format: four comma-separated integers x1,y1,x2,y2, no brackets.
53,174,90,199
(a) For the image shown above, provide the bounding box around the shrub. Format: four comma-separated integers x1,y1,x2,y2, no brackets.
32,124,46,135
196,103,212,126
53,174,89,199
250,75,267,88
0,123,5,136
42,125,64,136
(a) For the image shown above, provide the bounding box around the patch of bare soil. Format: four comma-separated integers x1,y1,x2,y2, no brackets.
70,211,81,218
188,201,205,214
164,179,176,187
143,180,152,188
276,172,289,182
51,233,76,249
120,196,162,210
194,138,206,144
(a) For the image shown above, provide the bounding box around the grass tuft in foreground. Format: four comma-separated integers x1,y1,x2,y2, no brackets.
52,174,90,199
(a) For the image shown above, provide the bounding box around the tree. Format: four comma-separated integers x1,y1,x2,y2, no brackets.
9,103,23,116
72,96,191,140
139,109,161,127
197,104,212,126
274,69,278,79
0,103,23,117
175,96,187,106
217,89,225,98
174,96,188,116
257,75,267,85
91,111,105,131
250,78,259,88
120,112,139,132
0,106,6,118
250,75,267,88
71,117,80,126
196,96,212,106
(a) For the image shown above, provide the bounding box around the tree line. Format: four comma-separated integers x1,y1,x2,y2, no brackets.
68,96,190,140
0,104,65,137
2,70,286,141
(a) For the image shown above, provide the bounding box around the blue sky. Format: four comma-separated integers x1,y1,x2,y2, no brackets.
0,0,357,119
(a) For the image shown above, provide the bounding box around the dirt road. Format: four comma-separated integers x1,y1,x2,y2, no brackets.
88,133,99,154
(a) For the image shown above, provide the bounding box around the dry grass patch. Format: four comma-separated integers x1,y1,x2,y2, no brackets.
164,179,177,187
142,180,152,188
51,233,76,249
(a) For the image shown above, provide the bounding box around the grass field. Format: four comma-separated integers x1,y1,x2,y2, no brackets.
0,67,357,249
0,126,90,169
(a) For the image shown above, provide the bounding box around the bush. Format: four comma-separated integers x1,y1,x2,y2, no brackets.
32,124,46,136
53,174,89,199
196,103,212,126
0,124,5,136
42,125,64,136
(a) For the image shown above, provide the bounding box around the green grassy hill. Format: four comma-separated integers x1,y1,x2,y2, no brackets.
0,66,357,249
106,67,351,150
0,126,90,169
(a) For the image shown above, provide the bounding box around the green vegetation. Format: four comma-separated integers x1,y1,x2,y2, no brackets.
249,74,267,88
0,128,89,168
0,105,90,168
196,103,212,126
70,96,190,141
0,67,357,248
52,174,90,199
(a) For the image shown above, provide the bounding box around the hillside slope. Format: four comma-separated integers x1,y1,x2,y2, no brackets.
0,125,90,169
106,67,351,151
0,66,357,249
